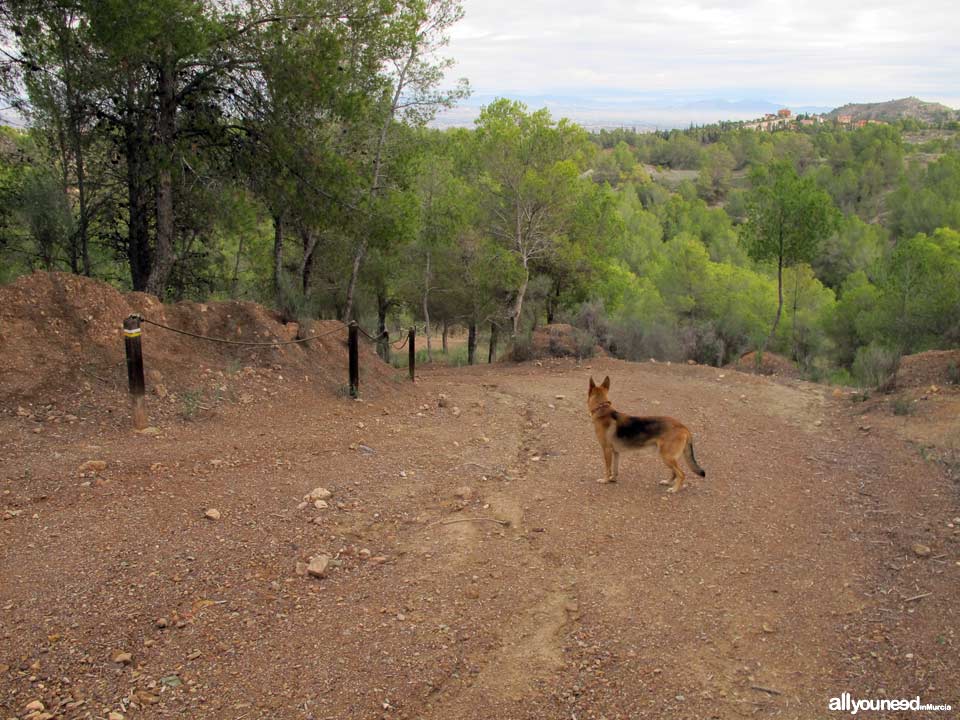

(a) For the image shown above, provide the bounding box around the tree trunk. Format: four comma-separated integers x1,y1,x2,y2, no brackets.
511,265,530,336
273,213,284,306
376,291,390,362
767,255,784,344
146,55,176,298
124,79,151,291
299,227,319,295
422,252,432,362
342,240,365,321
488,321,499,364
442,320,448,354
467,322,477,365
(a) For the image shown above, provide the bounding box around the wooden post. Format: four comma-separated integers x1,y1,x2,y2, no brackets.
408,327,416,381
123,314,148,430
348,321,359,398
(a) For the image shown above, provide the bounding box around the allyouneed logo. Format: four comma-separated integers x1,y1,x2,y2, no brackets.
829,693,952,714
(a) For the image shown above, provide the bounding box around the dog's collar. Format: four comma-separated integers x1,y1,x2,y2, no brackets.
590,401,611,416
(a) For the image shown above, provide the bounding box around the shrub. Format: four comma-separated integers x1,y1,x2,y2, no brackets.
510,332,534,362
852,342,900,392
891,397,915,416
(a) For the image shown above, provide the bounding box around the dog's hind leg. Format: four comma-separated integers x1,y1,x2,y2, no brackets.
611,450,620,482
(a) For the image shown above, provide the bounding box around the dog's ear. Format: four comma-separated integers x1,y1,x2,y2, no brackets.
588,376,596,390
601,376,610,390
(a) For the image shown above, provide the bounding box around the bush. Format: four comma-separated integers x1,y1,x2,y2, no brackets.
852,342,900,392
510,332,534,362
891,397,915,416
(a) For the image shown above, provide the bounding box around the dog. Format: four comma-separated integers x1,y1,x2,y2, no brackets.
587,375,705,492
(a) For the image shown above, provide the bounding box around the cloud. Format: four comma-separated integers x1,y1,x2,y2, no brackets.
440,0,960,107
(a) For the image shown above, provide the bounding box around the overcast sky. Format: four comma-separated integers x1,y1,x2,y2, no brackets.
441,0,960,109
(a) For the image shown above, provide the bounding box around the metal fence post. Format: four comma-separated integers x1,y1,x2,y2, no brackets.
408,327,416,381
123,314,148,430
348,321,359,398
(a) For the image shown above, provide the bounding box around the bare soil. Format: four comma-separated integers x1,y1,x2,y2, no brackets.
2,276,960,720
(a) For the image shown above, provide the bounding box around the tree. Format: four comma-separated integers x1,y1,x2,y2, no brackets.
742,161,839,344
696,144,735,203
340,0,469,322
473,99,588,336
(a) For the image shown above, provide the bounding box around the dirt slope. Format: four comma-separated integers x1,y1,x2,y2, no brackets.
2,351,958,719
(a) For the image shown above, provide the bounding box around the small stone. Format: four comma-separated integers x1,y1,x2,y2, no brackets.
153,384,168,399
295,561,309,576
79,460,107,473
454,486,475,501
204,508,221,521
371,555,388,565
25,700,45,712
144,639,154,647
108,712,125,720
305,487,332,502
313,500,329,510
111,651,132,665
307,554,331,578
912,543,932,558
155,617,169,629
297,501,308,510
187,650,201,661
555,394,566,400
135,426,161,435
464,585,480,599
438,394,450,408
762,623,775,633
452,407,461,417
359,548,372,559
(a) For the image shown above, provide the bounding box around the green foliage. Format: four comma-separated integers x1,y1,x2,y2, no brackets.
852,342,900,391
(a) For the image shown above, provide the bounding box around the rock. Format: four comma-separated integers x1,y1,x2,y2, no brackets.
153,384,168,399
79,460,107,473
762,623,775,633
109,712,126,720
111,651,132,665
359,548,372,560
204,508,221,521
438,394,450,408
295,561,309,576
186,650,202,661
155,617,169,629
452,407,461,417
307,554,331,578
297,501,308,510
371,555,388,565
305,487,332,502
313,500,329,510
311,516,324,525
912,543,932,558
25,700,45,712
454,486,475,501
135,426,161,435
464,585,480,599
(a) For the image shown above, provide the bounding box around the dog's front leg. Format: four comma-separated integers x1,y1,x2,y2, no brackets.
611,450,620,481
598,445,614,483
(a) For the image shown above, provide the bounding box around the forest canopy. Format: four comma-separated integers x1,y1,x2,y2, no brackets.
2,0,959,385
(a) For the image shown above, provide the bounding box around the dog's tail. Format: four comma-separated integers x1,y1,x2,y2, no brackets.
684,435,706,477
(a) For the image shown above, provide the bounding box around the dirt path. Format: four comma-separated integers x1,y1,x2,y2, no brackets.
2,357,958,719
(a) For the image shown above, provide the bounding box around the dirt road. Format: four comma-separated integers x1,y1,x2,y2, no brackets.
2,357,958,719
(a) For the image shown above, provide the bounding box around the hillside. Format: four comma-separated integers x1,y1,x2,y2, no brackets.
827,96,958,123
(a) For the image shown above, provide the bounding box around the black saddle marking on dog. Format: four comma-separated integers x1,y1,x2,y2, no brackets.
613,414,664,443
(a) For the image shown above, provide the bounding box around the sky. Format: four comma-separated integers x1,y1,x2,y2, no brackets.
435,0,960,126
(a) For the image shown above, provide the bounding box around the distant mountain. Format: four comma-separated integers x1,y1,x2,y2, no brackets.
827,97,958,123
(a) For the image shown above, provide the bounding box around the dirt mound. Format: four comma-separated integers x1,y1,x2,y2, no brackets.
530,323,590,359
0,272,397,406
896,349,960,388
726,350,800,378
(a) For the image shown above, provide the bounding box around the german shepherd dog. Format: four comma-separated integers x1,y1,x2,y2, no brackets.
587,376,705,492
